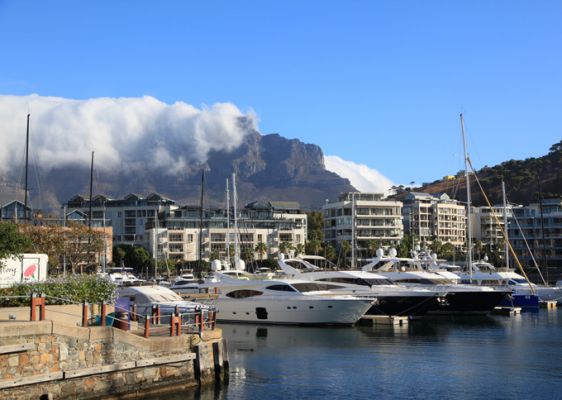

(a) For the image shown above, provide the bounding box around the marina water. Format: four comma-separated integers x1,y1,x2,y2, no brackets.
166,310,562,399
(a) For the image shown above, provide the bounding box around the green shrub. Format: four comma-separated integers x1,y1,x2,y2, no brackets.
0,275,117,306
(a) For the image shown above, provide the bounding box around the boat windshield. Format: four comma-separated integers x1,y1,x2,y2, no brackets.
318,277,393,286
291,282,343,293
510,279,528,285
145,292,184,302
394,278,454,285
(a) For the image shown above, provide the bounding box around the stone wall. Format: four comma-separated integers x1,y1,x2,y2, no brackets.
0,321,226,399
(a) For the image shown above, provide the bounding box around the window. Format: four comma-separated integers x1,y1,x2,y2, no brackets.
225,290,263,299
266,284,297,292
291,283,343,292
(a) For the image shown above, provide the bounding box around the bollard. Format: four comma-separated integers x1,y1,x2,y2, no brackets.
152,305,161,325
100,303,107,327
144,316,150,338
130,304,138,322
82,302,89,327
170,314,181,337
30,294,46,321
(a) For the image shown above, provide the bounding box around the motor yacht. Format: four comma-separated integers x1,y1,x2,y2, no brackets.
361,249,510,315
197,274,374,325
279,256,446,317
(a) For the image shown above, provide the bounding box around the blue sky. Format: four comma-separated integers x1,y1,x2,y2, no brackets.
1,1,560,186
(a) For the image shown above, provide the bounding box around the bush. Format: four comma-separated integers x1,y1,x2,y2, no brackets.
0,275,117,306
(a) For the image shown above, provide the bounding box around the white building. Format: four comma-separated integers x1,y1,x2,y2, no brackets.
471,205,512,246
402,192,466,248
323,192,403,260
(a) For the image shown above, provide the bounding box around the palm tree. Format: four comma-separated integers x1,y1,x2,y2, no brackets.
295,243,305,256
340,240,351,267
278,241,293,256
255,241,267,261
367,239,380,257
307,238,322,255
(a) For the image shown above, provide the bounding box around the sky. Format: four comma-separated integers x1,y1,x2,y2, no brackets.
0,1,561,191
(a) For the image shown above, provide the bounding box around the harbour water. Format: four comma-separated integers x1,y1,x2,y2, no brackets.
166,310,562,400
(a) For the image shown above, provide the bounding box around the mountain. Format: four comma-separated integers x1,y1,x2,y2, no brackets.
3,131,355,211
392,140,562,205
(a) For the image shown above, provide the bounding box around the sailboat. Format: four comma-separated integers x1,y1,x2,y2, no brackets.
454,114,543,308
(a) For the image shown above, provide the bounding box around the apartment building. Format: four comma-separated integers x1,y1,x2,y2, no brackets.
402,192,466,247
65,193,178,247
471,205,512,246
323,192,403,255
508,198,562,270
148,200,307,262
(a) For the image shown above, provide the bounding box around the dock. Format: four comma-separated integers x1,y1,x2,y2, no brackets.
539,300,557,309
491,306,522,316
358,315,409,327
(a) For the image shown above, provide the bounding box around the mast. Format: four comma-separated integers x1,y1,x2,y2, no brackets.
154,214,158,279
197,170,205,279
232,173,240,269
501,181,509,269
537,176,548,282
88,151,94,269
351,192,356,269
226,179,231,267
460,113,473,279
24,114,30,221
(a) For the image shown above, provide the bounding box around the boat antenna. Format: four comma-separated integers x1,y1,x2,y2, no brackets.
232,173,240,269
460,113,473,280
24,114,30,221
351,192,356,269
197,169,205,279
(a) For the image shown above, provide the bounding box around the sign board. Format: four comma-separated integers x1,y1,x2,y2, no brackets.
0,254,48,288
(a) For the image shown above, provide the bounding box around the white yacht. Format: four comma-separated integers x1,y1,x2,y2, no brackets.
116,285,211,323
279,256,446,316
103,267,146,286
455,260,562,303
199,274,374,325
362,249,510,315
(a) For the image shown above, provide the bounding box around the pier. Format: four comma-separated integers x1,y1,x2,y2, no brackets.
0,299,228,400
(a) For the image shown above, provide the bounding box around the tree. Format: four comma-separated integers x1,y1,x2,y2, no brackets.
367,239,380,257
241,245,254,262
294,243,305,256
306,211,324,241
473,240,483,260
429,240,443,256
254,242,267,261
440,243,456,260
324,243,336,262
306,238,322,255
0,222,31,263
19,224,65,272
339,240,351,267
278,241,293,256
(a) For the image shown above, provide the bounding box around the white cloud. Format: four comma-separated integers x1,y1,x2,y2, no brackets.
324,155,394,194
0,94,257,175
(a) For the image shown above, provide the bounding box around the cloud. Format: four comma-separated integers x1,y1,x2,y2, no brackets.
0,94,257,175
324,155,394,193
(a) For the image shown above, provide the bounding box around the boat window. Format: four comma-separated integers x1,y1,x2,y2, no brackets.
266,284,297,292
394,278,453,285
317,277,393,286
225,290,264,298
510,279,527,284
291,282,342,292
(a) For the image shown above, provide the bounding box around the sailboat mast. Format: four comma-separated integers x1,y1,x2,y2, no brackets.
88,151,94,233
460,114,473,279
351,192,356,269
24,114,30,221
502,181,509,269
232,173,240,269
197,170,205,279
226,179,230,266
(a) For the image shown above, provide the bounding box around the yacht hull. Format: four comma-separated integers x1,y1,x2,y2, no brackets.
216,297,373,325
427,290,509,315
367,295,441,316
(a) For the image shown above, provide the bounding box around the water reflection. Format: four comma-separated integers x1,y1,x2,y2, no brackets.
160,311,562,400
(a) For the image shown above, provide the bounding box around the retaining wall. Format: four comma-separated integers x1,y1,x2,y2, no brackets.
0,320,227,399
